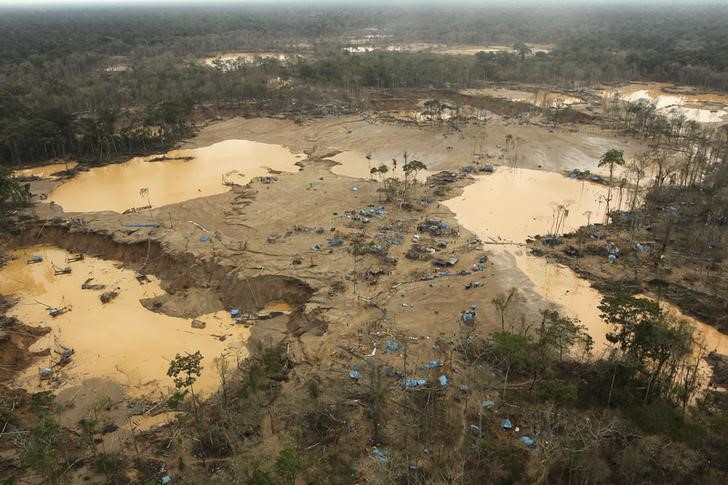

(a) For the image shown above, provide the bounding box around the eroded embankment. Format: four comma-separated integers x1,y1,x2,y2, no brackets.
0,297,50,382
12,225,315,317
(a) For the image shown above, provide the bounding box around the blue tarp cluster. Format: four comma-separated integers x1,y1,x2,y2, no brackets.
462,310,475,324
328,239,343,247
568,169,606,184
405,379,427,388
385,339,401,353
438,375,449,386
123,223,159,228
482,400,495,408
200,235,209,242
421,269,473,282
501,419,513,430
359,206,386,217
420,220,449,236
230,309,240,316
371,448,387,462
607,243,620,263
521,436,535,446
425,360,440,369
385,367,404,379
543,235,561,247
349,369,362,381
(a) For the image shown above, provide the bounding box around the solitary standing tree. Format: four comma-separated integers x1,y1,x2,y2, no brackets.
492,287,521,331
370,164,388,201
598,149,625,221
492,331,530,400
168,351,204,419
139,187,151,208
512,42,532,60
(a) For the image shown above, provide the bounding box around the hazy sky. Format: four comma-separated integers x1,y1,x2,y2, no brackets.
2,0,726,4
1,0,726,6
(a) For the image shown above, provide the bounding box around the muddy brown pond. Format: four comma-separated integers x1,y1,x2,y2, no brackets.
0,246,250,397
442,167,727,366
49,139,304,213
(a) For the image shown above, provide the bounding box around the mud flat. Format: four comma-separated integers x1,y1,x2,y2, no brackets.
330,150,434,181
0,246,250,397
49,139,303,213
13,161,78,178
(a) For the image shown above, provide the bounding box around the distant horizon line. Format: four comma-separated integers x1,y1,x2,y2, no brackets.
2,0,728,7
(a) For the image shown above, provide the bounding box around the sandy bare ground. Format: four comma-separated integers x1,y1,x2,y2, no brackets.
182,115,646,175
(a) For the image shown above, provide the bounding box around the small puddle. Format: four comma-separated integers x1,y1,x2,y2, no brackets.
330,151,434,182
49,140,303,213
0,245,250,397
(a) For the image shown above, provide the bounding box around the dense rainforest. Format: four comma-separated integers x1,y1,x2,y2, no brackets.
1,2,728,166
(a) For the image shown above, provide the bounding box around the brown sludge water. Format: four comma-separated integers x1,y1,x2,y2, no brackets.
49,139,303,213
0,246,250,397
443,167,727,362
444,167,614,350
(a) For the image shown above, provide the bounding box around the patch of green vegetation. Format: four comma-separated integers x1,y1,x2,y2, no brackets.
622,402,705,447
